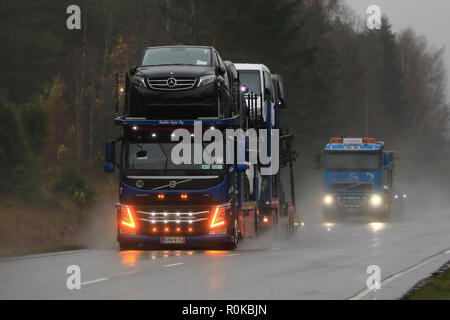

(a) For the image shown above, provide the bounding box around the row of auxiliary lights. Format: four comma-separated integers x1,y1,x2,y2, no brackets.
158,194,188,200
330,137,377,144
151,226,193,233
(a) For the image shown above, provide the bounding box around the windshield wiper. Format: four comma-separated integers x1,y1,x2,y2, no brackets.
342,182,365,190
159,148,169,174
141,63,197,67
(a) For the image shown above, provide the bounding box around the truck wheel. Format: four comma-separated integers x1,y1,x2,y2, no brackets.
397,205,405,221
323,210,338,223
119,242,138,251
223,219,239,250
374,210,389,222
286,213,294,237
391,201,404,222
383,209,391,222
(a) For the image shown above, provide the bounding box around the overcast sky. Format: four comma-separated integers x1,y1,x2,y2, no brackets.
344,0,450,97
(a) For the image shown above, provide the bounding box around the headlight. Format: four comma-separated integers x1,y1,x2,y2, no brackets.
131,75,146,88
370,194,383,206
323,195,333,206
197,75,216,87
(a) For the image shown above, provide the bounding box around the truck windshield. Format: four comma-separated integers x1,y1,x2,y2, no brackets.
122,142,224,173
238,71,261,94
324,152,382,171
141,47,211,67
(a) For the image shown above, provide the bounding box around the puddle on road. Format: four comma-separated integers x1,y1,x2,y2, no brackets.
119,250,197,265
118,249,235,266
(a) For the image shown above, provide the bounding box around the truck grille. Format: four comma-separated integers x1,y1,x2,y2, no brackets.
331,183,373,191
134,206,213,236
337,196,367,208
147,78,196,91
137,208,210,224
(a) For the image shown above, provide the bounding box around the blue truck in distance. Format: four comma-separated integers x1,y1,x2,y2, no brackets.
316,137,405,222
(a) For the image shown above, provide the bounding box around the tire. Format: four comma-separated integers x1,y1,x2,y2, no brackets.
391,200,405,222
119,242,138,251
373,209,390,222
323,209,338,223
286,213,294,238
222,219,239,250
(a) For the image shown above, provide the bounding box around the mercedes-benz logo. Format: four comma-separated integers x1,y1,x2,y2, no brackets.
167,77,177,88
169,181,177,189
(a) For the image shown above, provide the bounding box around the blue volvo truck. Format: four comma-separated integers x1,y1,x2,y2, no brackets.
105,108,297,250
105,117,248,250
105,57,298,250
316,137,404,222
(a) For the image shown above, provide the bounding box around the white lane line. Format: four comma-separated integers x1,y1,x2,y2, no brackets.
0,250,97,263
268,248,280,251
81,278,109,286
348,248,450,300
164,262,185,268
225,254,240,257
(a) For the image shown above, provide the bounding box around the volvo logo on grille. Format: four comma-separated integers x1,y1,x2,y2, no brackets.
136,180,144,189
167,78,177,88
169,181,177,189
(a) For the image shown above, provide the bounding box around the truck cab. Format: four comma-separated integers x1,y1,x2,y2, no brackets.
317,137,404,222
106,118,247,250
234,63,275,126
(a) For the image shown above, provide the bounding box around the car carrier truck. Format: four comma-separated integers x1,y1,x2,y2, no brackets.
316,137,405,222
105,51,298,250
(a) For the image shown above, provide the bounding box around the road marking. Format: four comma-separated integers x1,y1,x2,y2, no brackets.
225,254,240,257
0,250,97,263
81,278,109,286
348,248,450,300
268,248,280,251
164,262,185,268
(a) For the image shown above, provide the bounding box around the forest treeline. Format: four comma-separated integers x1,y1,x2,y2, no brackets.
0,0,449,205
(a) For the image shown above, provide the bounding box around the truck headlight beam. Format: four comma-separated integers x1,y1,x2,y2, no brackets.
323,195,333,206
370,194,383,207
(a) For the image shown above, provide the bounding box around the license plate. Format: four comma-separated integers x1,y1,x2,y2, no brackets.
160,237,185,244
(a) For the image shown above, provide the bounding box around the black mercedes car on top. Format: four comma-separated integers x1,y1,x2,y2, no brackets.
125,46,233,119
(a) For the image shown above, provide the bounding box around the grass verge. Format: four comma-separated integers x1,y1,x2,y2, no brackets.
403,260,450,300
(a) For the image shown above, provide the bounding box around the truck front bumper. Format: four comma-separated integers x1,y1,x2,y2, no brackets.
323,194,389,216
323,206,386,215
118,234,232,247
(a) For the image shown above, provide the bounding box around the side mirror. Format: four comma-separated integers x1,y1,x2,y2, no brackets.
264,87,271,100
314,153,322,169
217,65,226,76
236,163,248,173
105,162,115,173
105,140,116,173
129,66,138,75
384,152,392,169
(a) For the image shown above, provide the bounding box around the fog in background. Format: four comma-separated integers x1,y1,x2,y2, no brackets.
345,0,450,99
294,0,450,225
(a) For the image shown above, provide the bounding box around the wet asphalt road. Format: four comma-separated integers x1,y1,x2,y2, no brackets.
1,209,449,300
